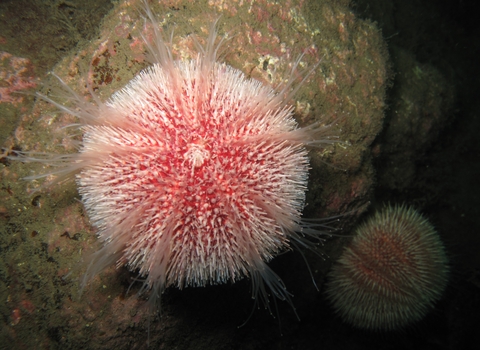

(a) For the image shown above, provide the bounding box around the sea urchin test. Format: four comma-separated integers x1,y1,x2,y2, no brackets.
16,2,334,313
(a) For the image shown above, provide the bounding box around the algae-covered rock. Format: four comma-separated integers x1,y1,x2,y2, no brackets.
0,0,388,348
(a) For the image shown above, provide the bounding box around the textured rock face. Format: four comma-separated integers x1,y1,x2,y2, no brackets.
375,47,454,191
0,0,388,348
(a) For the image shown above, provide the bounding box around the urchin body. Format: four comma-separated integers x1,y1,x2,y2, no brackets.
80,55,311,297
326,205,449,330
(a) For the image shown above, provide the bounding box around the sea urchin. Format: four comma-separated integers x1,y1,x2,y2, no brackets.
326,204,449,330
16,2,334,313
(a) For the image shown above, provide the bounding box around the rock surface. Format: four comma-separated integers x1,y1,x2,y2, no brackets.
0,0,390,348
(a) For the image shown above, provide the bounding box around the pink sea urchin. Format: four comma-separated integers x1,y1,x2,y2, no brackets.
17,2,335,313
325,204,449,330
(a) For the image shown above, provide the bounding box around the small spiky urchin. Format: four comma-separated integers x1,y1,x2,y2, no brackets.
325,204,449,330
23,5,333,310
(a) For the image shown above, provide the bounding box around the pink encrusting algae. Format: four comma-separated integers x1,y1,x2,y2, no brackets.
15,2,336,312
0,51,37,106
